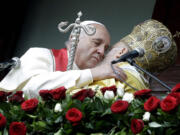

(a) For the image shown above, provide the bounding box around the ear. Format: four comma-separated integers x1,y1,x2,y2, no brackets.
116,47,128,58
122,47,128,54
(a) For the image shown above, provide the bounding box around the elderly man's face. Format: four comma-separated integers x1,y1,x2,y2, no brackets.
75,24,110,69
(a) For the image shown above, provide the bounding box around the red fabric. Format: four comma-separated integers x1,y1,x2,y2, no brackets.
51,48,68,71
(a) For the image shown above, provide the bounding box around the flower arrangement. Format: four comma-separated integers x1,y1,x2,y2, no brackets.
0,83,180,135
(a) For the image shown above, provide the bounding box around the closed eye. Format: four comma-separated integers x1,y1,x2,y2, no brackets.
94,41,101,46
92,38,102,46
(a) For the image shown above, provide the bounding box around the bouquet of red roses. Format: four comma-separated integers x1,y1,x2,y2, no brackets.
0,83,180,135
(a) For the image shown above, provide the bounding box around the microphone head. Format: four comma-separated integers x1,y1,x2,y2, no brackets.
135,48,145,57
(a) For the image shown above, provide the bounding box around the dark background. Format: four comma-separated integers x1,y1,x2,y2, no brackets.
0,0,156,58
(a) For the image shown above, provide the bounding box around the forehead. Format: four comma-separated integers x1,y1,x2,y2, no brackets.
93,24,109,36
90,24,110,43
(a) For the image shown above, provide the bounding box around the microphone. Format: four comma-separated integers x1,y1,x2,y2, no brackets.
111,48,145,64
0,57,20,71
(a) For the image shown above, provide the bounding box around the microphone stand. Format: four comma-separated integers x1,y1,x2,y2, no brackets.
126,58,172,92
0,61,14,71
0,57,20,72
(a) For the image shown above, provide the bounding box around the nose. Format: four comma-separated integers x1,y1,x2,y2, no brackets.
97,46,105,59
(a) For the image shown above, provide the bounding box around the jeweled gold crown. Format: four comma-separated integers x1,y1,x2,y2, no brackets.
121,19,177,73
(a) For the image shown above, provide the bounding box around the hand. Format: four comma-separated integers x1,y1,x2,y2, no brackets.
91,60,127,81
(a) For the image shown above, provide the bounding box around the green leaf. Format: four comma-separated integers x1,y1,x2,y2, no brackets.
65,95,72,103
63,123,73,134
162,121,177,128
3,128,8,135
101,108,111,117
94,98,104,112
165,128,177,135
117,120,121,127
147,129,152,135
54,128,63,135
0,109,4,114
115,131,126,135
54,116,63,123
133,109,144,114
85,123,94,129
115,128,127,135
26,114,38,119
128,112,134,116
33,121,47,130
108,126,117,135
76,133,86,135
90,133,103,135
38,121,46,127
131,99,143,108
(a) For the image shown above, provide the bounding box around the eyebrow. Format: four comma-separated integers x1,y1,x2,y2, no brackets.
92,38,103,42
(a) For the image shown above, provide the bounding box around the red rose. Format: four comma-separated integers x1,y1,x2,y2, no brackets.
131,119,144,134
171,83,180,92
0,113,6,129
101,85,117,95
72,89,94,101
144,96,160,112
72,89,88,101
65,108,83,123
8,91,25,104
168,92,180,104
134,89,152,98
6,92,13,96
111,100,129,113
9,122,26,135
39,90,52,101
49,86,66,100
72,122,79,126
160,96,178,112
87,89,95,98
21,98,39,112
0,91,7,101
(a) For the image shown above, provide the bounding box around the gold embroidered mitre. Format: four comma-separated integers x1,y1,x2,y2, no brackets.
121,19,177,73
